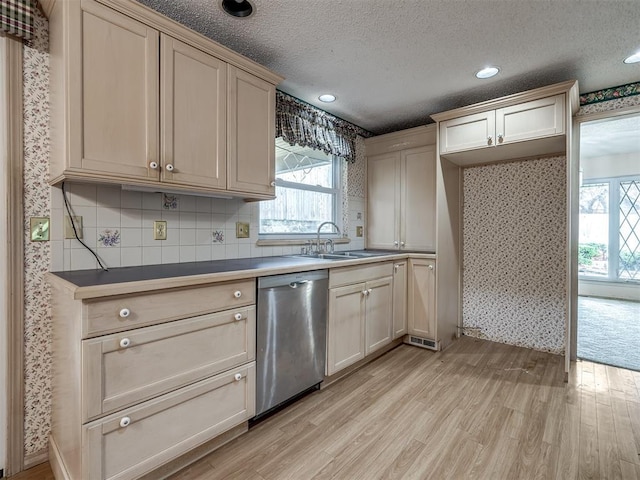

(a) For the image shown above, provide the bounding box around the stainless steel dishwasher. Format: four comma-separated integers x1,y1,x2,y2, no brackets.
255,269,328,417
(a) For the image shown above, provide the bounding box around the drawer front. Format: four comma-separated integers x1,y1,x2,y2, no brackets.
83,306,256,421
83,363,255,480
83,279,255,337
329,262,394,288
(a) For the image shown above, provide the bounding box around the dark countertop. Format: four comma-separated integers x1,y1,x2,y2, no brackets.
50,255,330,288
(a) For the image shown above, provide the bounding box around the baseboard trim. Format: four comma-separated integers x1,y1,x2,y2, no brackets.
23,449,48,470
49,436,71,480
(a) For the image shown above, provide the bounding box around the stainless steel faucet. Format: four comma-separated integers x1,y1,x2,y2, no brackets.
316,221,341,253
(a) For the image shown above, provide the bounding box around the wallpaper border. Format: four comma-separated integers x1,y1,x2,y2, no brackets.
580,81,640,106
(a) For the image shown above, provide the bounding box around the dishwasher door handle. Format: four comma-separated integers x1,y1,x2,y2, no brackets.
289,280,309,288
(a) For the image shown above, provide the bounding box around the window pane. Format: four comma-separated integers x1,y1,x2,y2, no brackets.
618,180,640,280
579,183,609,277
260,186,334,234
275,140,333,188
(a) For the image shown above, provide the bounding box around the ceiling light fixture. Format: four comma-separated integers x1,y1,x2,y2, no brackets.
220,0,254,18
318,94,336,103
475,66,500,79
623,51,640,64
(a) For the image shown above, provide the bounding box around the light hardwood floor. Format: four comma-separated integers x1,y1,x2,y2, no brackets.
11,336,640,479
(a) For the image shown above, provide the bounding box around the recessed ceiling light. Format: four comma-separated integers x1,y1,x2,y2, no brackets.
318,94,336,103
220,0,254,18
623,51,640,64
475,67,500,79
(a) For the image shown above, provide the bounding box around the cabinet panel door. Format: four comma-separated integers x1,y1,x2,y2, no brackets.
83,364,255,480
408,259,436,339
401,145,436,251
83,306,255,421
227,66,276,196
496,94,565,145
365,276,393,355
161,35,227,189
367,152,401,250
78,0,159,180
327,284,366,375
392,262,407,339
439,111,495,154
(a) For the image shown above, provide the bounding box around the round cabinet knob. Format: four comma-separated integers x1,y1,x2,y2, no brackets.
394,241,399,246
498,134,504,144
234,373,242,381
119,417,131,428
234,291,242,298
428,264,434,270
487,136,493,145
270,181,276,187
234,312,243,321
165,164,174,172
362,290,369,296
401,242,405,247
119,338,131,348
119,308,130,318
149,161,158,170
368,289,373,295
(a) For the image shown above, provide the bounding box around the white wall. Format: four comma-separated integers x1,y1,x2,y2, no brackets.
0,34,9,474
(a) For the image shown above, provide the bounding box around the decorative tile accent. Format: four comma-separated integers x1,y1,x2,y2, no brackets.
98,229,121,247
579,81,640,106
212,229,224,243
462,156,567,354
22,7,51,456
163,193,178,210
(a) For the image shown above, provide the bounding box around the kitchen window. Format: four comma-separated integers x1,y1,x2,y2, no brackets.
259,138,342,237
579,176,640,282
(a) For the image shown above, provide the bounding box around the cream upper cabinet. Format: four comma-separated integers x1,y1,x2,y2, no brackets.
51,0,160,182
161,35,227,190
367,145,436,251
392,261,407,339
433,84,579,166
227,66,276,196
408,258,436,341
50,0,282,199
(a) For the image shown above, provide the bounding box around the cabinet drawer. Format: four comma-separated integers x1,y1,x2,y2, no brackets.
83,363,255,480
83,306,255,421
83,279,255,337
329,262,393,288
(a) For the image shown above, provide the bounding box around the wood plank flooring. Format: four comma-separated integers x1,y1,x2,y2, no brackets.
11,336,640,479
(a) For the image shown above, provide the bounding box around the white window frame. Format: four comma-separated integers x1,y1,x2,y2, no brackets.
579,174,640,284
259,154,343,240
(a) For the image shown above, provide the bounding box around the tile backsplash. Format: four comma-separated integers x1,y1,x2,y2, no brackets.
50,183,366,271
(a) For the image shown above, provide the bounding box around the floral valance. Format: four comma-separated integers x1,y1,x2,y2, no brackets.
0,0,34,41
276,91,373,163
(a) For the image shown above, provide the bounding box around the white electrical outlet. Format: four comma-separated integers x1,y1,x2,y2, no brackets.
64,216,83,239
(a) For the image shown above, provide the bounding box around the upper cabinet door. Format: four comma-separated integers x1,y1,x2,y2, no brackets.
227,66,276,196
367,152,401,250
439,110,496,154
161,35,227,190
495,94,565,145
401,145,436,251
77,0,159,180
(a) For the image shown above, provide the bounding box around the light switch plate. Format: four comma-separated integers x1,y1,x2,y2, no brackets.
154,220,167,240
30,217,50,242
64,216,83,239
236,222,250,238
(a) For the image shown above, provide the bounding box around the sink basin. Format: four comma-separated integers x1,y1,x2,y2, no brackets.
289,250,394,261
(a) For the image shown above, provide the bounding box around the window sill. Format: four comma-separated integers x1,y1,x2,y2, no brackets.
256,237,352,247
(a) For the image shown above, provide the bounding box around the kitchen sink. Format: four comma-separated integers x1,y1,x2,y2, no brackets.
290,250,394,261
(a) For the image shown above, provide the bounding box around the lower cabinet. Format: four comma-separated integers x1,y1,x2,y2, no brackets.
326,263,393,376
392,261,407,339
408,258,436,340
83,365,255,480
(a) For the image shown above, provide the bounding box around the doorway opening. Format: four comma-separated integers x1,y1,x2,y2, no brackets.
577,111,640,371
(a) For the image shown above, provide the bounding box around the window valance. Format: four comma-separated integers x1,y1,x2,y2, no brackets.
276,91,373,163
1,0,34,41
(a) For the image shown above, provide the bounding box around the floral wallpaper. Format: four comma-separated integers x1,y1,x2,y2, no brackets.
462,156,567,354
22,7,51,458
579,81,640,106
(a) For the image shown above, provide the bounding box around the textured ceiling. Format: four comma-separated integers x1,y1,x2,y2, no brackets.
136,0,640,135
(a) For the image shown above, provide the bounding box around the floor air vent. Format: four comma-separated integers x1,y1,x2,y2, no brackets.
407,336,438,351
